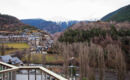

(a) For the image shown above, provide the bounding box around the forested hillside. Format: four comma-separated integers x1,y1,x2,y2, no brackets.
101,5,130,22
0,14,37,32
58,21,130,69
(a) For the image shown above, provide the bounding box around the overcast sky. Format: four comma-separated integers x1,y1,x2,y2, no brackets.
0,0,130,21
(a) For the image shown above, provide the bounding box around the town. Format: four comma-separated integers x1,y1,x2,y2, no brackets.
0,0,130,80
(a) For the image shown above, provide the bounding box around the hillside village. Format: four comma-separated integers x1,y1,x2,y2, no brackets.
0,29,53,65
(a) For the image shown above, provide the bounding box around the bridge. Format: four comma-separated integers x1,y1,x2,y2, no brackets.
0,61,68,80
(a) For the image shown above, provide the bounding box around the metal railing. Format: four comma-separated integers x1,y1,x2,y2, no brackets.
0,61,68,80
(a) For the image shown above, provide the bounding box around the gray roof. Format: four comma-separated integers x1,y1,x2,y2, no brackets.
0,55,23,64
12,57,23,64
0,55,12,63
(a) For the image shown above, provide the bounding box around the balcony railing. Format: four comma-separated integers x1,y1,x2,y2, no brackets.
0,61,68,80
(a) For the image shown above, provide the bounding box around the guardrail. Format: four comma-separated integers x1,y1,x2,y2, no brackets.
0,61,68,80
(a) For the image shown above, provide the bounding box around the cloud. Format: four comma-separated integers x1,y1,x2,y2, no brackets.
0,0,130,21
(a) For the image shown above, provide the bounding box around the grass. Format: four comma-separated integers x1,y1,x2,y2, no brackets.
0,42,29,49
22,54,63,64
0,42,29,55
46,54,63,63
4,49,18,54
0,49,25,55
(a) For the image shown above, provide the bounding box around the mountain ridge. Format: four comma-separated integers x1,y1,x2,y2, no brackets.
0,13,38,34
21,19,79,34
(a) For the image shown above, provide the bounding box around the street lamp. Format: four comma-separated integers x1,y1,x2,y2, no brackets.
69,57,77,80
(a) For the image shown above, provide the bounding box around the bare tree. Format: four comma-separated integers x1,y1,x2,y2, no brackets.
97,46,105,80
27,48,31,66
54,41,126,80
106,44,126,80
1,43,5,56
62,43,70,78
42,54,46,67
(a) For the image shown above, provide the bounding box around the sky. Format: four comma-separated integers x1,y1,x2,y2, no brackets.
0,0,130,21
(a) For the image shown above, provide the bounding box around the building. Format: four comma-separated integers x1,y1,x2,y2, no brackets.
0,55,23,66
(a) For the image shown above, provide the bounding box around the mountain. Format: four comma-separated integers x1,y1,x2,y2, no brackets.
56,21,78,30
58,21,130,68
21,19,78,34
21,19,62,34
0,13,37,33
101,5,130,22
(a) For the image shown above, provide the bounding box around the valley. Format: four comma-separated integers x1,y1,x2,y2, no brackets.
0,3,130,80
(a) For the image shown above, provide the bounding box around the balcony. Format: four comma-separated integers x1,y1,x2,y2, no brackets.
0,61,67,80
